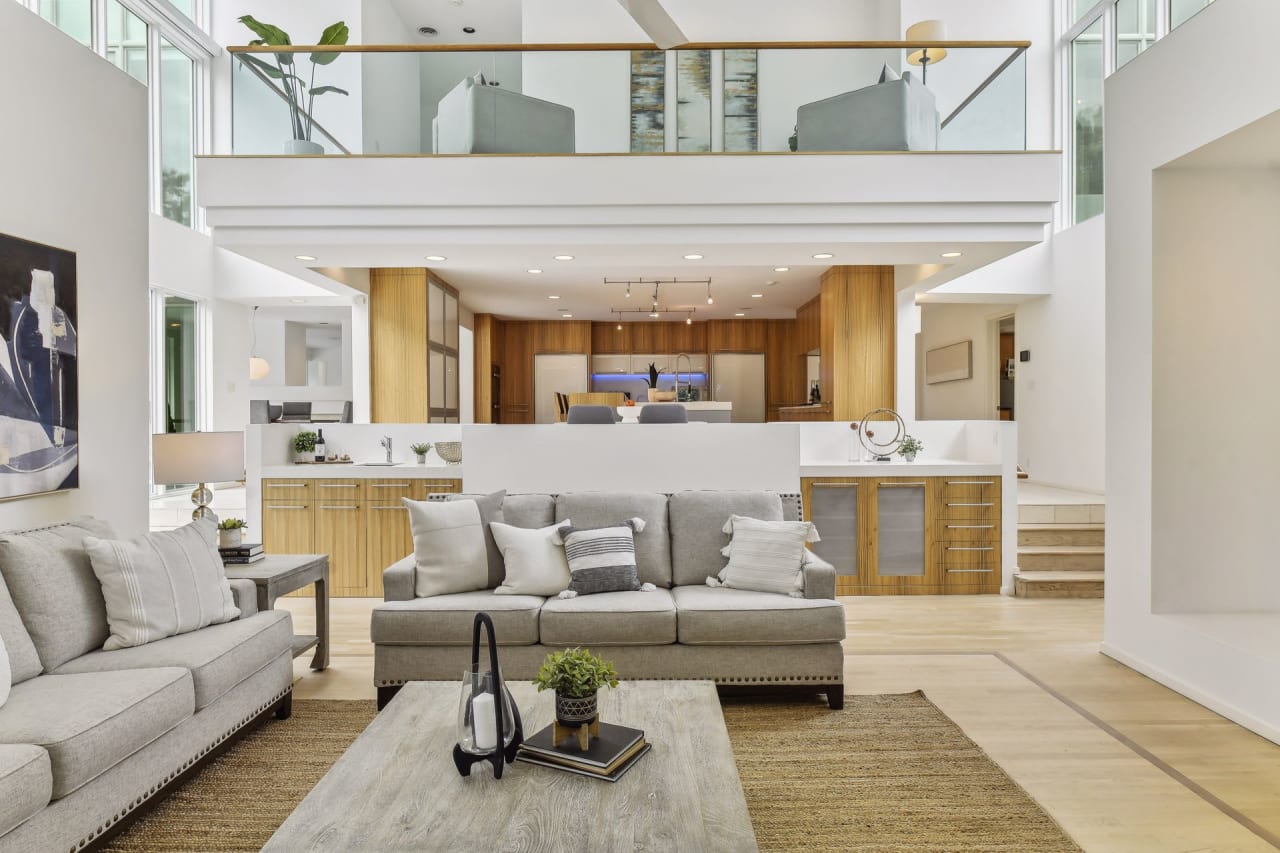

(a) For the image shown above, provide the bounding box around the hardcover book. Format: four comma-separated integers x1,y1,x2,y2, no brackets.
516,742,651,782
519,722,644,769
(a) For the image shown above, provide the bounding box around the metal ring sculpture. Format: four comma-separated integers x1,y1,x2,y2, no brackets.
858,409,906,458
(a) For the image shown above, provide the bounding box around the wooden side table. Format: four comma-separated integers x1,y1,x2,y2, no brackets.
224,554,330,671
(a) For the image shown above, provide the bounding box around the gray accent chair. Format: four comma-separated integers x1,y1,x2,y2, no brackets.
372,491,845,712
278,401,312,423
796,70,939,152
249,399,271,424
566,405,618,424
638,403,688,423
340,400,353,423
0,519,294,850
433,77,576,155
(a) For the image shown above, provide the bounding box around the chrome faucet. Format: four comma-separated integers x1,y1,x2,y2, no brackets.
380,435,393,464
674,352,692,401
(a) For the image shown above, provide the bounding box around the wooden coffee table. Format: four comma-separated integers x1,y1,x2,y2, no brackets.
263,680,758,852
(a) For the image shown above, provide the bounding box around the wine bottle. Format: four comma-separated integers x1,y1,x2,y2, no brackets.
314,429,326,462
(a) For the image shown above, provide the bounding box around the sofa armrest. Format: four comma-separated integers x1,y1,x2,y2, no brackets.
802,553,837,600
384,555,416,602
228,578,259,617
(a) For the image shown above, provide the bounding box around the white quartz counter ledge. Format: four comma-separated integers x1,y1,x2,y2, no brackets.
262,464,464,479
800,458,1001,477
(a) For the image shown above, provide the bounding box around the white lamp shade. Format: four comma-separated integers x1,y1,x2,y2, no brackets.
906,20,948,67
248,356,271,381
153,432,245,485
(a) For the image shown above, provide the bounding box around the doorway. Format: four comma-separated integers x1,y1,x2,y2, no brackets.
995,314,1015,420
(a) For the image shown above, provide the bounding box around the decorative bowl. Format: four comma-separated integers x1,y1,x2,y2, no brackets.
435,441,463,465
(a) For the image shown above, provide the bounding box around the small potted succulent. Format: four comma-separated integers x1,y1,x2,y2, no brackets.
410,442,432,464
292,430,317,463
898,435,924,463
533,647,619,725
216,518,247,549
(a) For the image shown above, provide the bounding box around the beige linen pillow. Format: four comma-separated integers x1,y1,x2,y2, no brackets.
709,515,820,598
490,521,571,596
404,498,489,597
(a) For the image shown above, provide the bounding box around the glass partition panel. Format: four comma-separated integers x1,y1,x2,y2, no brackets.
1072,19,1105,223
231,52,353,155
937,50,1026,151
160,39,194,226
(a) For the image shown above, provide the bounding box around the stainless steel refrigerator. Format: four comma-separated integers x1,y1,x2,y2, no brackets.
711,353,766,423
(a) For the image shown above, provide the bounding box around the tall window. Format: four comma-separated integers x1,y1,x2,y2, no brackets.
1115,0,1156,67
160,39,195,227
106,0,148,85
1170,0,1213,29
37,0,90,46
1071,18,1105,224
151,291,205,437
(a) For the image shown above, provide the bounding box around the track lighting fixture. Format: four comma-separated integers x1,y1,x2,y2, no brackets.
706,282,714,305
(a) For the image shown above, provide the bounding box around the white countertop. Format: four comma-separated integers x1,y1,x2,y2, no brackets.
623,401,732,409
800,458,1001,477
262,464,464,479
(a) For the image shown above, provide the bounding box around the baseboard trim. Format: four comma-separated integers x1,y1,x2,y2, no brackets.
1100,642,1280,746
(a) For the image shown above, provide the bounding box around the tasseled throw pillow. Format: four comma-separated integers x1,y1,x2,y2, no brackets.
707,515,820,597
554,518,656,598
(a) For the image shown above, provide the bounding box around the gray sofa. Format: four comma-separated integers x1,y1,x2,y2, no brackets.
433,76,576,154
372,491,846,711
0,519,294,851
796,69,939,152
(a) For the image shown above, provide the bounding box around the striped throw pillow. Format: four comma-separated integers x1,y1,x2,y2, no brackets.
709,515,820,598
554,518,655,598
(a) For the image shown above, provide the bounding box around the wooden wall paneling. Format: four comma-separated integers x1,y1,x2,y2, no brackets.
707,319,768,352
473,314,495,423
796,295,821,355
592,322,630,354
667,320,707,353
532,320,591,354
629,322,670,354
820,266,895,422
369,268,428,423
765,319,805,419
502,321,534,423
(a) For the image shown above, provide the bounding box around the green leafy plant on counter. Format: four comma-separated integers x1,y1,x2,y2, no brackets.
293,431,318,454
410,442,432,455
533,648,620,699
898,436,924,457
646,362,662,390
217,518,247,531
237,16,351,144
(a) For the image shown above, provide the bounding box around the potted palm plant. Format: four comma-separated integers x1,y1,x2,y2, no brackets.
237,16,350,154
533,647,619,725
645,362,676,402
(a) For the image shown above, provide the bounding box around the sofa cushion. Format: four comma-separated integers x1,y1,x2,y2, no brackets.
0,744,51,836
404,499,489,598
554,493,672,588
0,668,193,798
556,519,645,596
491,522,571,597
0,575,41,685
503,494,556,530
714,516,818,598
668,491,783,587
539,589,677,646
372,592,544,646
83,519,241,650
672,585,846,645
51,611,291,710
0,518,115,671
445,491,506,587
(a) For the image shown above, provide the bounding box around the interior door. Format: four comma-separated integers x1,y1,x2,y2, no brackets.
533,354,589,424
711,353,766,423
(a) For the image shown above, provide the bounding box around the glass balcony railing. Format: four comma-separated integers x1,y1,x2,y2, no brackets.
229,41,1029,156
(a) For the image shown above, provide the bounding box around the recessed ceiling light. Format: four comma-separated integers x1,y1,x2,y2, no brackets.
553,255,574,261
462,26,475,34
765,281,777,286
548,295,560,300
751,293,763,298
417,26,437,36
527,268,543,274
941,251,963,258
812,253,834,260
425,255,446,262
290,298,305,304
562,313,573,319
295,254,317,261
683,253,704,260
734,312,746,317
649,312,660,318
774,267,790,272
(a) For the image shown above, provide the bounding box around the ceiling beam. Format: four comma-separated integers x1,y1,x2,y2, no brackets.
614,0,688,49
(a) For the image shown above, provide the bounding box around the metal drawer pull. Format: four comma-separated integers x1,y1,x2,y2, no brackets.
320,483,358,487
370,505,407,511
946,524,994,529
813,483,857,488
946,546,995,552
946,480,994,486
371,483,411,488
266,505,307,510
320,505,359,511
946,568,994,573
946,502,994,507
879,482,925,487
268,483,307,488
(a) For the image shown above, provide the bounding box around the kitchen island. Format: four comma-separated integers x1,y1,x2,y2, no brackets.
616,401,733,423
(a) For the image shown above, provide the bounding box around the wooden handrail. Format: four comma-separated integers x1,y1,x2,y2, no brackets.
227,40,1032,54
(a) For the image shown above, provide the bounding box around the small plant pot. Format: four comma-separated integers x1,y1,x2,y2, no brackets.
646,388,661,402
415,453,427,465
218,528,242,549
554,691,598,725
294,451,313,464
902,452,917,463
283,139,324,155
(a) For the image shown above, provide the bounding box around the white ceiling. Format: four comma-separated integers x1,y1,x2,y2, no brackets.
387,0,523,43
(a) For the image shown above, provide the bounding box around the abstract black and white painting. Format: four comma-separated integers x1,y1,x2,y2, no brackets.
630,49,666,152
676,49,711,152
0,233,78,499
723,49,759,152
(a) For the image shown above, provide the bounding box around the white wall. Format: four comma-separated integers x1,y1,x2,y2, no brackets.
360,0,421,154
918,302,1015,420
1105,0,1280,744
0,3,150,535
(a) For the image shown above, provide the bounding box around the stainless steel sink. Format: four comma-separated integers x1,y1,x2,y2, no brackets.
355,462,401,466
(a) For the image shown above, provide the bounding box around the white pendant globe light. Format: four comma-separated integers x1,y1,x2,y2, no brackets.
248,306,270,380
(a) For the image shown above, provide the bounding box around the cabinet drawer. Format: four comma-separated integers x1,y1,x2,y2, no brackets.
936,543,1000,575
364,479,418,501
313,479,364,500
935,498,999,521
421,479,463,497
262,479,313,499
936,521,1000,543
935,478,1000,501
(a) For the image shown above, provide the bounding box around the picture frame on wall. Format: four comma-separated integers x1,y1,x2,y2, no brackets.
924,339,972,385
0,232,79,500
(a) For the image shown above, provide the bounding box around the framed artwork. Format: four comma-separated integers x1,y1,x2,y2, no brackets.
924,340,972,385
676,49,711,152
0,232,78,500
629,50,666,153
723,49,759,152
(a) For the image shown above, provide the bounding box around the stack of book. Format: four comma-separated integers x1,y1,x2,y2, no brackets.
220,543,264,565
515,722,650,782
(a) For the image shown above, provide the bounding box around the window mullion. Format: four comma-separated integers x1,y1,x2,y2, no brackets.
148,25,162,217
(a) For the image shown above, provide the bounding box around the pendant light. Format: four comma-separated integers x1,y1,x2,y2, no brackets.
248,306,270,380
706,282,714,305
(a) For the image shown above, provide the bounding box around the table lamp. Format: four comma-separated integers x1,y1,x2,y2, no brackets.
906,20,948,85
152,431,245,522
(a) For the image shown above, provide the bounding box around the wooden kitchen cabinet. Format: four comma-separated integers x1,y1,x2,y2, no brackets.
315,500,367,596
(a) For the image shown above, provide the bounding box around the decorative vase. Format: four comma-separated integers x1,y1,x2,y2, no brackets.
295,450,312,464
646,388,661,402
554,691,598,725
218,528,242,549
283,138,324,155
415,453,427,465
902,451,917,463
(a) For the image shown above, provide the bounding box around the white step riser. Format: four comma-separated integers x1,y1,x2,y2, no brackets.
1019,529,1105,547
1018,552,1105,571
1014,577,1104,599
1018,505,1105,525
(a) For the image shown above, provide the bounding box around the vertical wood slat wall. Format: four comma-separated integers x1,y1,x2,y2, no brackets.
369,268,429,423
820,265,895,421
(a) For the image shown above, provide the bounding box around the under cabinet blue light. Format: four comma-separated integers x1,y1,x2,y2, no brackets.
591,372,707,379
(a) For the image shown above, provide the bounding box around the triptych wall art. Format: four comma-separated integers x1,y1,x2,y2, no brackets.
628,49,759,153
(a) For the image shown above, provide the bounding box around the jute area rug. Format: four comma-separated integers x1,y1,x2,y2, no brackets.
106,692,1079,853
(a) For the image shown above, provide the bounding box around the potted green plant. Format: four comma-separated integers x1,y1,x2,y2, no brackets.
533,647,619,725
216,518,247,549
645,362,674,402
237,16,350,155
898,435,924,462
292,430,317,463
410,442,432,464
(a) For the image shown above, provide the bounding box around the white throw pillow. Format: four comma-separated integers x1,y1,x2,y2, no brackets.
404,498,489,597
709,515,821,598
490,521,572,596
84,519,240,650
0,633,10,709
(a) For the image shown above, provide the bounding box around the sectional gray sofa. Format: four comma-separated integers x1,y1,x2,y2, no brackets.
372,491,846,711
0,519,295,852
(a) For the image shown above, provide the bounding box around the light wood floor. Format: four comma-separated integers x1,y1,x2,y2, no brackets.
278,595,1280,853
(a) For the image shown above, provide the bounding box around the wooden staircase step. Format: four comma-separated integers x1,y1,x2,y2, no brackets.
1018,545,1105,571
1014,570,1104,599
1018,524,1105,547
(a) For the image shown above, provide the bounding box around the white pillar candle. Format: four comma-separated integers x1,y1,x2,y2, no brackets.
472,692,497,751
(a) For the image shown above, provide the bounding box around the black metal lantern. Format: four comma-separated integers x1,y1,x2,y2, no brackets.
453,612,523,778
